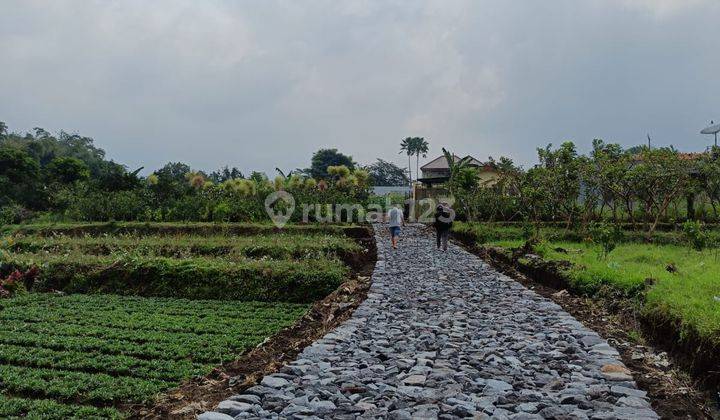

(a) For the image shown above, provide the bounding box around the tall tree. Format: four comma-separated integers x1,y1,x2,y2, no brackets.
365,159,410,186
45,157,90,184
308,149,355,179
0,148,41,207
399,137,429,184
413,137,429,183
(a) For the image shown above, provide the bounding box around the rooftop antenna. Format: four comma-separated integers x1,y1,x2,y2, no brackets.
701,120,720,147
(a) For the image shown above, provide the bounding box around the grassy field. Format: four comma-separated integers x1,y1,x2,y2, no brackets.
454,222,720,349
452,221,720,246
0,222,366,418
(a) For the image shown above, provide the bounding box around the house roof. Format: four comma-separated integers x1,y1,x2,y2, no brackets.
630,151,708,162
420,154,485,170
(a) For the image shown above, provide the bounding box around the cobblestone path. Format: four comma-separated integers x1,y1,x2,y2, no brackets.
202,225,658,420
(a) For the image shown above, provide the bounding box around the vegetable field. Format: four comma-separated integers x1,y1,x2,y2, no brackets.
0,222,366,418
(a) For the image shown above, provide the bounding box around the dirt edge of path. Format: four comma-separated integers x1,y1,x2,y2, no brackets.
452,234,718,420
127,228,377,420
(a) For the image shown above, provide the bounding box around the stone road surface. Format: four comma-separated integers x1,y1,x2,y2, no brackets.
201,225,658,420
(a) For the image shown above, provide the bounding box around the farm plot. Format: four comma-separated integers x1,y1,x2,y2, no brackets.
0,223,369,418
1,229,363,302
0,294,307,418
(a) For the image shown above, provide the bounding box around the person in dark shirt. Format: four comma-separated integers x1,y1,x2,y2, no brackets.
434,202,453,251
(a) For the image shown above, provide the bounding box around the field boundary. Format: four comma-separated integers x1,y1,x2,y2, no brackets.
128,226,377,419
451,231,719,419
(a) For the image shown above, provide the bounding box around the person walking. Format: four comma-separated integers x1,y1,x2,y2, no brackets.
434,202,453,251
386,204,404,250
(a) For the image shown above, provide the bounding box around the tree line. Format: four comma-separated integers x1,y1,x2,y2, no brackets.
0,123,410,224
446,140,720,235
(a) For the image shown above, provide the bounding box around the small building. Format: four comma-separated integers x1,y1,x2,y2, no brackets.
371,185,411,196
417,154,498,187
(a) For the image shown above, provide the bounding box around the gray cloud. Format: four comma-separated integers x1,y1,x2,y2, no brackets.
1,0,719,175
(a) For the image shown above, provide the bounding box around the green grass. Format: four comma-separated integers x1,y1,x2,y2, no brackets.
458,222,720,349
545,242,720,346
0,293,307,417
452,221,720,246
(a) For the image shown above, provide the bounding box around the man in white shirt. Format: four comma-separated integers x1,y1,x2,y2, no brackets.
386,204,404,250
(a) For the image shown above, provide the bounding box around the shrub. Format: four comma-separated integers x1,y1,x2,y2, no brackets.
0,204,34,226
682,220,708,251
589,222,623,259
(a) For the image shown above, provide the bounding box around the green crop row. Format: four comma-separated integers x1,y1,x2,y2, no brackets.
0,317,265,347
1,292,308,318
0,364,171,405
0,328,257,365
2,293,306,324
1,221,363,237
1,302,302,335
5,233,362,261
0,252,347,302
0,344,211,381
0,395,122,419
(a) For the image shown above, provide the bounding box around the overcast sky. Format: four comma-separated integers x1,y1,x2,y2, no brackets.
1,0,719,175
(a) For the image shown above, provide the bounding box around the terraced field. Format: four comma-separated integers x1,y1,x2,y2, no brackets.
0,223,367,418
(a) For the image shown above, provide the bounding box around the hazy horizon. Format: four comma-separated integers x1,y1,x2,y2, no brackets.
2,0,719,175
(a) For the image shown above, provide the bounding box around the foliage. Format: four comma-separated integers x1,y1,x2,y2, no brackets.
209,165,244,183
4,120,717,232
0,224,362,302
365,158,409,186
0,204,34,226
3,248,348,303
681,220,709,251
6,233,361,261
0,148,41,207
589,222,623,259
629,147,690,235
0,293,306,416
44,156,90,184
441,141,711,239
399,137,429,183
0,221,362,415
308,148,355,179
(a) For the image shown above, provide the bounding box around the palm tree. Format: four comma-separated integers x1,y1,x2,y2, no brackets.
399,137,429,186
399,138,413,186
412,137,429,183
442,147,473,181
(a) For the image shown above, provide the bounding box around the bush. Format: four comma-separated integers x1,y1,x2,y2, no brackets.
0,204,34,226
589,222,624,259
682,220,708,251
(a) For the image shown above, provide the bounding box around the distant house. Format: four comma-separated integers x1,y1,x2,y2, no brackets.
417,154,498,187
